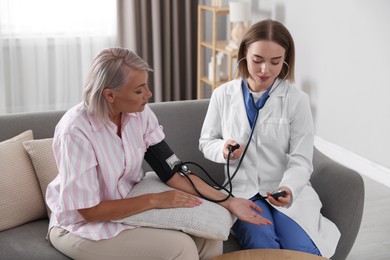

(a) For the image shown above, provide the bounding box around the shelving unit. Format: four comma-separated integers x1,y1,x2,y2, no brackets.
197,5,237,99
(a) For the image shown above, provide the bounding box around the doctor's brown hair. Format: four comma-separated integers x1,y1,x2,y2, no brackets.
236,19,295,83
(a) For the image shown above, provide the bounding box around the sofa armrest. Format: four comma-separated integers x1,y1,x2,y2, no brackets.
311,147,364,260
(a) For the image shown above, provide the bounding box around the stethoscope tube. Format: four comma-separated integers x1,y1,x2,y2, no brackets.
178,104,260,203
177,89,263,203
223,108,259,188
179,160,233,203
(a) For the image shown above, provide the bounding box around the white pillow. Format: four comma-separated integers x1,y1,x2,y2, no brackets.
112,172,236,240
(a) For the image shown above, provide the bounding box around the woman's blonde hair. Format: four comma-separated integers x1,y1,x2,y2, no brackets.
83,48,152,122
236,19,295,83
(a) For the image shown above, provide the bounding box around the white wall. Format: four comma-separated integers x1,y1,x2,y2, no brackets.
251,0,390,170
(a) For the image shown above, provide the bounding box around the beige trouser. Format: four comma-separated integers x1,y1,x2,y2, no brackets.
49,226,222,260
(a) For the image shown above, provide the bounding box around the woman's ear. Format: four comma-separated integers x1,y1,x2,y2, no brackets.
102,88,115,103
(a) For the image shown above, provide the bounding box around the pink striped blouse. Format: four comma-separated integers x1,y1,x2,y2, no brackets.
46,103,165,240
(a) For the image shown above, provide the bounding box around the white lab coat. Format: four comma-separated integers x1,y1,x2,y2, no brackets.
199,78,340,258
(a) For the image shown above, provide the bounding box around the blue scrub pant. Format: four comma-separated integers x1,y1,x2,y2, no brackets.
232,194,321,256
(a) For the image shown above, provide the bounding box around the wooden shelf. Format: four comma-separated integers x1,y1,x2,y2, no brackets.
197,5,237,99
199,5,229,13
200,40,234,54
200,76,229,88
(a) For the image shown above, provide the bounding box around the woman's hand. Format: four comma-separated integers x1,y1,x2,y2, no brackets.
151,190,202,209
223,139,244,160
225,197,272,225
266,186,292,207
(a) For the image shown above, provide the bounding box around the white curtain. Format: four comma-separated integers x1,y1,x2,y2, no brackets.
0,0,117,114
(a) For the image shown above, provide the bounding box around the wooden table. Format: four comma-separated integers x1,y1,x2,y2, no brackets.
211,249,329,260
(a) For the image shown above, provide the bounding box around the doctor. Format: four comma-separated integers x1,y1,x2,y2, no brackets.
199,19,340,258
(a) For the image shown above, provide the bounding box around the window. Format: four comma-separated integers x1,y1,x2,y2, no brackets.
0,0,117,114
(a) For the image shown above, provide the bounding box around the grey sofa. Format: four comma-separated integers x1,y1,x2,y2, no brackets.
0,99,364,260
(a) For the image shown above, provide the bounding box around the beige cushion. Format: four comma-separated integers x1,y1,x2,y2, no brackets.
23,138,58,216
113,172,236,240
0,130,46,231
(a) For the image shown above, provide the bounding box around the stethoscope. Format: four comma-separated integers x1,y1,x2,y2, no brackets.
179,60,290,203
222,60,290,189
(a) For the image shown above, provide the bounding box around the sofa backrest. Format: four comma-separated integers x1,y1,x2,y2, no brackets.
0,100,225,184
0,110,66,142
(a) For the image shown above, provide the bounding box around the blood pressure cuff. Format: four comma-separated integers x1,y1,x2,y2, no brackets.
144,140,182,182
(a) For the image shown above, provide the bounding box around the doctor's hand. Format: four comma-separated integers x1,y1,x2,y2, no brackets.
223,139,244,161
267,186,292,207
225,197,272,225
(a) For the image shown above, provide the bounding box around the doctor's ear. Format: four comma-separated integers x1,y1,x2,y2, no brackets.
103,88,115,103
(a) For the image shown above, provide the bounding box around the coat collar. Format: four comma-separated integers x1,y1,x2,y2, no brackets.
226,79,251,131
226,78,289,130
